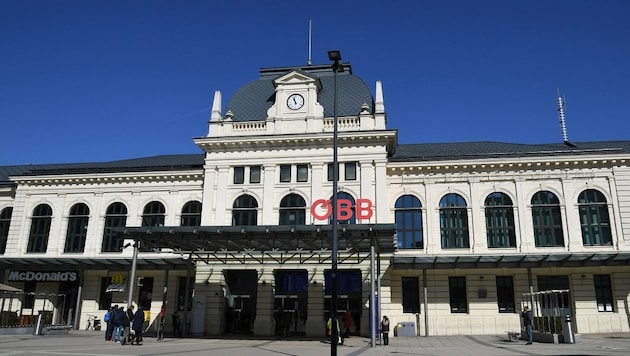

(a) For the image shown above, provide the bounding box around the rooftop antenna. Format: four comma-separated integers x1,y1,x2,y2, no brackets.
307,19,312,65
557,89,576,147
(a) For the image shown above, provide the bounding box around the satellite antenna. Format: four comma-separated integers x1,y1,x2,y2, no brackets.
307,19,312,65
557,89,569,143
557,89,576,147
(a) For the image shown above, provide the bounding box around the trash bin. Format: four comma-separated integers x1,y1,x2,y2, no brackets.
396,322,416,337
562,315,575,344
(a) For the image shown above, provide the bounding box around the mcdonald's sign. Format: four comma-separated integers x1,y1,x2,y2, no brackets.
106,272,126,293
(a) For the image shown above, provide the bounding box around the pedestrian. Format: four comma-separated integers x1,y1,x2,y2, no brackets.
380,315,390,346
172,311,181,337
343,310,353,338
522,306,533,345
104,307,114,341
327,316,343,345
120,306,131,345
131,305,145,345
126,305,135,343
112,304,125,342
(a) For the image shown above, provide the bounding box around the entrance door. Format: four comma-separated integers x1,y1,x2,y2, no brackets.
324,269,362,334
224,270,257,334
273,269,308,337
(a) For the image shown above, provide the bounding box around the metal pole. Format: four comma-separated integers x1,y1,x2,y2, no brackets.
127,242,139,308
330,56,340,356
370,244,376,347
423,269,429,336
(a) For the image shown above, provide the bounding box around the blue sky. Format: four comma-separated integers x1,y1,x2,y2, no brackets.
1,0,629,165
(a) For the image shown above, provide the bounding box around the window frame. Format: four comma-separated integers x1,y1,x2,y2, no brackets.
102,202,128,253
64,203,90,253
578,189,612,246
27,204,53,253
531,191,565,247
395,195,423,249
496,276,515,313
439,194,470,249
594,274,614,312
485,192,516,248
448,276,468,313
402,276,420,313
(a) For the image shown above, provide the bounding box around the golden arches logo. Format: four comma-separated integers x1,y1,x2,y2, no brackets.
111,273,125,284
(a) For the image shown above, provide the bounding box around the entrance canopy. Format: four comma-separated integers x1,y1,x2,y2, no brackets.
393,252,630,269
117,224,397,265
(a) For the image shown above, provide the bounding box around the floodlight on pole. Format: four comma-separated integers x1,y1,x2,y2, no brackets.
328,49,341,356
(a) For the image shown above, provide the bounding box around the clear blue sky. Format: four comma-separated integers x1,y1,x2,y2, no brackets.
1,0,629,165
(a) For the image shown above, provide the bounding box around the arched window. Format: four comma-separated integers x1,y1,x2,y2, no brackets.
329,192,356,224
279,194,306,225
27,204,53,253
181,201,202,226
65,203,90,253
439,193,469,248
0,207,12,254
232,194,258,226
531,191,564,247
578,189,612,246
102,202,128,253
141,201,166,251
484,192,516,248
395,195,423,249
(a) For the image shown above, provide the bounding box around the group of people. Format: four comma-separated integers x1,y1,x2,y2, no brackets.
326,312,390,347
104,304,144,345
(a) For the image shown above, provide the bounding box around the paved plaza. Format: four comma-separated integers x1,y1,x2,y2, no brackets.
1,331,630,356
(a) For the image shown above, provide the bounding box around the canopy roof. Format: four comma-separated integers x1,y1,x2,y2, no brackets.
118,224,398,265
393,252,630,269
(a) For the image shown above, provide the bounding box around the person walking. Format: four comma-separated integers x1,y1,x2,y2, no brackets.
119,306,131,345
343,310,353,338
131,305,144,345
126,305,135,343
104,307,114,342
522,306,533,345
380,316,390,346
172,311,181,337
111,305,124,342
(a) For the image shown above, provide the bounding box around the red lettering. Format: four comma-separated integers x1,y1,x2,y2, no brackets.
310,199,332,220
310,198,374,221
356,198,373,219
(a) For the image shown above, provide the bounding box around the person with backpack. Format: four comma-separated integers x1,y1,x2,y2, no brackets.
104,307,114,341
112,305,125,342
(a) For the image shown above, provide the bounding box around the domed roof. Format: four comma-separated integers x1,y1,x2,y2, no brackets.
225,64,374,122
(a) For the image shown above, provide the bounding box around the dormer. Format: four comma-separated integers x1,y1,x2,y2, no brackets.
266,70,325,133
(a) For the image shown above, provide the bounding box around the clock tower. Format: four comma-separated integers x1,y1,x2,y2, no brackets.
265,69,324,134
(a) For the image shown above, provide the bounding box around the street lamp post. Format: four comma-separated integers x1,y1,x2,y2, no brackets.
328,49,342,356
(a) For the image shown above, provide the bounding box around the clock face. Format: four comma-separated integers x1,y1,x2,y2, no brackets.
287,94,305,110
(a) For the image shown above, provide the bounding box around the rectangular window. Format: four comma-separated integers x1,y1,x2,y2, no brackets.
280,165,291,182
297,164,308,182
448,276,468,313
402,277,420,313
496,276,515,313
233,166,244,184
177,276,194,311
345,162,357,180
24,281,36,308
99,277,113,310
250,166,261,183
594,275,614,312
327,163,339,182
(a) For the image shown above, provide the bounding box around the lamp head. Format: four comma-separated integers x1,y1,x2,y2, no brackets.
328,50,341,62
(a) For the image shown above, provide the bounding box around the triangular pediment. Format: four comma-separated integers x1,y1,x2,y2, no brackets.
273,70,322,90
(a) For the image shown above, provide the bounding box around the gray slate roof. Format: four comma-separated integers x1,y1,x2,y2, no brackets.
3,141,630,186
225,63,374,121
390,141,630,161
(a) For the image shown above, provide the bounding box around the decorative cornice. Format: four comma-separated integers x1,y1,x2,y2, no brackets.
12,171,204,187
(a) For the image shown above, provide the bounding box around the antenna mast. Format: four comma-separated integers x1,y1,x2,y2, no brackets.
557,89,569,143
307,19,312,65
